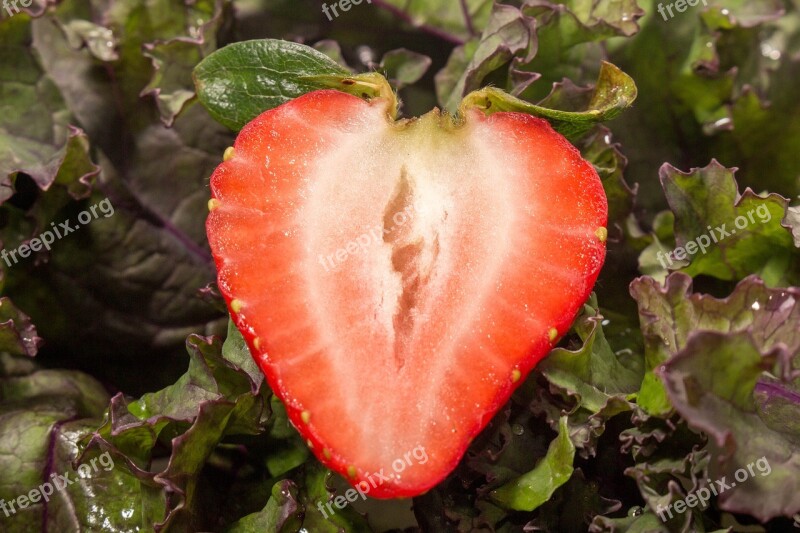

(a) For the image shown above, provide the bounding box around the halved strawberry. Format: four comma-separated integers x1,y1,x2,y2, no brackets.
206,88,607,498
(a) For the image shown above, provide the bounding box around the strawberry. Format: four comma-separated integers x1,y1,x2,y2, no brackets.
206,88,607,498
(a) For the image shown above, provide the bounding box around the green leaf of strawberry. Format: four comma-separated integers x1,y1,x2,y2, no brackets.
460,61,638,140
206,82,608,497
193,39,637,138
193,39,351,130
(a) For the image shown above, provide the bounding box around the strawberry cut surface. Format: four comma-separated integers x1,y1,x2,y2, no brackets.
206,89,607,498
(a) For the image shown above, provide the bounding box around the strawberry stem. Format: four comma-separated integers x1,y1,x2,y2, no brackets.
300,72,399,119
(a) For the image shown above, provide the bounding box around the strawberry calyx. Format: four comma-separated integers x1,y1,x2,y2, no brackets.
301,71,398,118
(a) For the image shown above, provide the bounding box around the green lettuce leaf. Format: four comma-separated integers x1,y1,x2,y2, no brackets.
631,273,800,521
0,355,149,532
578,126,637,234
631,272,800,415
0,297,41,357
608,0,796,214
140,0,227,125
435,3,536,112
662,331,800,522
373,0,493,43
515,0,644,100
3,6,234,386
656,161,799,286
0,15,98,205
82,324,273,530
491,416,576,511
535,296,642,455
377,48,432,89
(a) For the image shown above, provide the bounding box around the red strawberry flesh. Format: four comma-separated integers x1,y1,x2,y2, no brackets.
207,89,607,498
